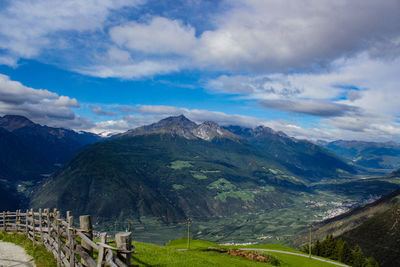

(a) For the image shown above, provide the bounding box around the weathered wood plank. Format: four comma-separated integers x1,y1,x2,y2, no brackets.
97,233,107,267
75,245,97,267
68,215,76,267
77,232,99,250
115,232,133,264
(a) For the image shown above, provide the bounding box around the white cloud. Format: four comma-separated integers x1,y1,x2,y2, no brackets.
80,0,400,78
2,0,399,78
0,0,144,64
110,16,197,55
77,59,182,79
0,73,93,129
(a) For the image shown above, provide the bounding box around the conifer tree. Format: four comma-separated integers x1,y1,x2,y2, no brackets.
352,245,365,267
321,234,336,258
334,238,344,261
341,241,353,265
312,239,322,256
364,257,379,267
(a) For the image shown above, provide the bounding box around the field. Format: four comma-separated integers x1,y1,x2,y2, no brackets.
129,239,341,267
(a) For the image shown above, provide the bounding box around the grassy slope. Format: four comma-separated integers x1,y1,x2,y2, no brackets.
148,239,339,267
0,231,56,267
0,234,340,267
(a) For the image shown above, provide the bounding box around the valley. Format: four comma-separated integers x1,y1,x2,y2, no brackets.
1,114,399,266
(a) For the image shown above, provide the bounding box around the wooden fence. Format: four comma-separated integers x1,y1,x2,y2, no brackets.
0,208,135,267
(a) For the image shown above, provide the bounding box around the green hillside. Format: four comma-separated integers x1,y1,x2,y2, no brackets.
30,116,400,245
31,133,297,223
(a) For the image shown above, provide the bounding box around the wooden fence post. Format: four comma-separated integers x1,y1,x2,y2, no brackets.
31,208,35,244
25,209,29,235
97,233,107,267
39,208,43,243
56,211,61,267
16,210,19,232
79,215,93,267
67,214,75,267
2,211,6,231
115,232,132,264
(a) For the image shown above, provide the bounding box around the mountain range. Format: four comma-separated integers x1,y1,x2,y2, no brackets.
31,115,359,224
2,113,400,262
319,140,400,170
0,115,102,210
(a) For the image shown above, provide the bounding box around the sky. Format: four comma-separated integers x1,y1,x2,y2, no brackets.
0,0,400,141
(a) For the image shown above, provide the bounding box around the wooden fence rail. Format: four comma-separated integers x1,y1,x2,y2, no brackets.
0,209,135,267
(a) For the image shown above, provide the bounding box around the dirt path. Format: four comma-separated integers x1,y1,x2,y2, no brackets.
0,241,36,267
239,248,350,267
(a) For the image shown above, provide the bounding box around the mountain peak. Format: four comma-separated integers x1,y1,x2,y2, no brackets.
158,114,194,125
121,116,239,141
0,115,35,131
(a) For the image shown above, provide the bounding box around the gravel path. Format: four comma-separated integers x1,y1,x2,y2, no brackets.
0,241,36,267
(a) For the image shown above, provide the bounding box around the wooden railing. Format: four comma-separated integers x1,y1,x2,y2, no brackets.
0,209,135,267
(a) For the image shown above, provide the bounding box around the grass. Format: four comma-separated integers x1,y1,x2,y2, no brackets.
152,241,335,267
216,190,255,202
132,241,275,266
169,160,193,170
262,252,336,267
172,184,184,190
192,173,208,180
0,231,57,267
0,232,342,267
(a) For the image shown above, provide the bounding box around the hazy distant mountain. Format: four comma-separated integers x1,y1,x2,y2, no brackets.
32,115,357,224
320,140,400,170
225,125,357,181
0,115,102,165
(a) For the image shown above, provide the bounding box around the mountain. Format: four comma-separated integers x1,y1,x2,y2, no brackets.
320,140,400,170
0,181,22,211
121,115,238,141
296,169,400,267
0,127,50,181
31,133,295,223
339,191,400,267
31,115,359,225
0,115,102,165
225,125,357,181
0,115,103,212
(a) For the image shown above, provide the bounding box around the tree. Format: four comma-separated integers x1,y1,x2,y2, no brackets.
341,241,353,265
312,239,322,256
321,234,336,258
352,245,365,267
364,257,379,267
334,238,344,261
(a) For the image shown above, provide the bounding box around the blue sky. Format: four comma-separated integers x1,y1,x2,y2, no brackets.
0,0,400,141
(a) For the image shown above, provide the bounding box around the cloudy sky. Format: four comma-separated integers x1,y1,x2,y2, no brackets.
0,0,400,141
